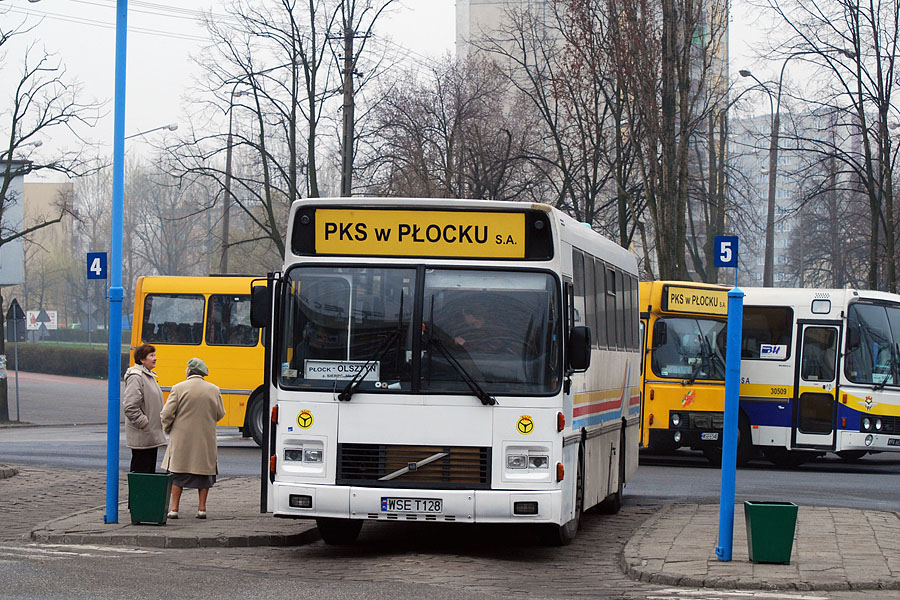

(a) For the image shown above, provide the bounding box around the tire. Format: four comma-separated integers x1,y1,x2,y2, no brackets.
246,392,265,447
316,518,363,545
541,446,584,546
836,450,868,461
703,415,754,467
764,447,812,468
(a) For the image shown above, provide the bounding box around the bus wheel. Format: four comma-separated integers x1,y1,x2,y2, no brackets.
702,416,753,467
836,450,868,461
764,448,810,468
541,447,583,546
246,393,265,447
316,518,363,545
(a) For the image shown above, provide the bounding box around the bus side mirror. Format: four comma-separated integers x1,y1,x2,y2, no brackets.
652,320,667,348
847,321,860,351
568,326,592,372
250,285,271,328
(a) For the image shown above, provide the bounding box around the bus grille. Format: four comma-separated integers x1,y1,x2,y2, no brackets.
337,444,491,489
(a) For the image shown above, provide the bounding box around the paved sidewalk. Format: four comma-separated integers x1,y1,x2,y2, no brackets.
27,471,319,549
622,502,900,592
10,462,900,592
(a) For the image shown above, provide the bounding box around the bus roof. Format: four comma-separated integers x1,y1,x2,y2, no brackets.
287,197,638,274
135,275,261,295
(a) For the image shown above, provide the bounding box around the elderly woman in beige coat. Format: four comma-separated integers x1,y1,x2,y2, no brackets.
161,358,225,519
123,344,166,473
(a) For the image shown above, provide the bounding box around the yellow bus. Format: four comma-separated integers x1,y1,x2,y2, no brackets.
130,275,266,445
639,281,731,464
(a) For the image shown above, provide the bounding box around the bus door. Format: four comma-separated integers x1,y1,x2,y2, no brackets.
792,321,841,449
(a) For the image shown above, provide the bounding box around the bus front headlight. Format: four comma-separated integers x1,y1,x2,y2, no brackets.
284,449,304,462
875,419,883,431
507,454,528,469
671,413,681,427
862,417,872,431
304,448,324,463
528,455,549,469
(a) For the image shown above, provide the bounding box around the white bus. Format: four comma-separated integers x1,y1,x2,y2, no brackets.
739,287,900,465
251,198,640,545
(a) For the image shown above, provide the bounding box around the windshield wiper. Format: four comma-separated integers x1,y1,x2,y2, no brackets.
427,332,497,406
337,328,402,402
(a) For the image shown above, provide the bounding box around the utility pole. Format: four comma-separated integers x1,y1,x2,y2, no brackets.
340,25,355,198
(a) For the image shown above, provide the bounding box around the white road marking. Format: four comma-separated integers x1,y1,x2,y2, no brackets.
0,544,159,560
645,590,830,600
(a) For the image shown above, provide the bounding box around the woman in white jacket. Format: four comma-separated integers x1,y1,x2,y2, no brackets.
122,344,166,473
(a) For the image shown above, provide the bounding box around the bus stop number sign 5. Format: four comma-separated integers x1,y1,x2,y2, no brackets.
714,236,738,268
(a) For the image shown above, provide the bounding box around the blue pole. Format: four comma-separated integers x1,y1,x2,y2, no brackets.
715,286,744,561
104,0,128,525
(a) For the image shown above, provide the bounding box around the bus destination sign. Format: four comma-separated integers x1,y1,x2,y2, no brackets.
315,209,526,258
663,285,728,316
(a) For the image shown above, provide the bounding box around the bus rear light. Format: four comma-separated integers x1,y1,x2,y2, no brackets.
556,462,564,482
269,454,276,473
271,404,279,424
557,412,565,432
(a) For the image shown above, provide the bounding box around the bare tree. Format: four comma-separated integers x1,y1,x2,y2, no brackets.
608,0,730,279
363,57,539,201
0,20,101,421
758,0,900,291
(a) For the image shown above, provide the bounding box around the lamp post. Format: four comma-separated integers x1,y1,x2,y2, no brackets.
124,123,177,140
739,67,785,288
219,88,246,274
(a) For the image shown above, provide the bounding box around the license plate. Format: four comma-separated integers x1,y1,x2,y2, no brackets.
381,497,443,514
888,439,900,446
700,432,719,441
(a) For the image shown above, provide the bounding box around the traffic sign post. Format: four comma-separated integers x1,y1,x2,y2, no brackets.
713,236,744,563
4,298,24,422
87,252,107,280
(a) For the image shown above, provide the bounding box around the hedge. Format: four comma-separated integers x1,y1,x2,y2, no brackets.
7,344,129,379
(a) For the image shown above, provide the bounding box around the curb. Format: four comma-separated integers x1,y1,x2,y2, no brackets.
0,464,18,479
30,525,321,549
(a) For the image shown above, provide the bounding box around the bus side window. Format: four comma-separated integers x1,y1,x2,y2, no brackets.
593,258,608,349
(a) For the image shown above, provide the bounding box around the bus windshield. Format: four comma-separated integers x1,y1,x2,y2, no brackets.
651,317,726,381
277,266,561,396
845,303,900,386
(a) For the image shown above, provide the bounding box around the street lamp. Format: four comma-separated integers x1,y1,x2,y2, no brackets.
124,123,178,140
219,87,247,274
739,66,786,288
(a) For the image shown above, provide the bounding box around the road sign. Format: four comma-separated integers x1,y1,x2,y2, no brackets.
26,311,40,330
714,236,738,268
5,298,24,321
87,252,107,280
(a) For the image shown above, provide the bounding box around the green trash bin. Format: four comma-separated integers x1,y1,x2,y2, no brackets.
128,472,174,525
744,500,798,564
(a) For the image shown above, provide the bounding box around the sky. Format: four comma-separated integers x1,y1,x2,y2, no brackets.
1,0,456,173
2,0,765,179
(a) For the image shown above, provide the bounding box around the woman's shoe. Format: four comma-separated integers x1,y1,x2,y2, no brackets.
196,510,207,519
167,510,179,519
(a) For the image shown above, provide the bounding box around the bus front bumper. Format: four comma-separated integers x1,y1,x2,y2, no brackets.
649,427,721,450
839,430,900,452
272,482,564,524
